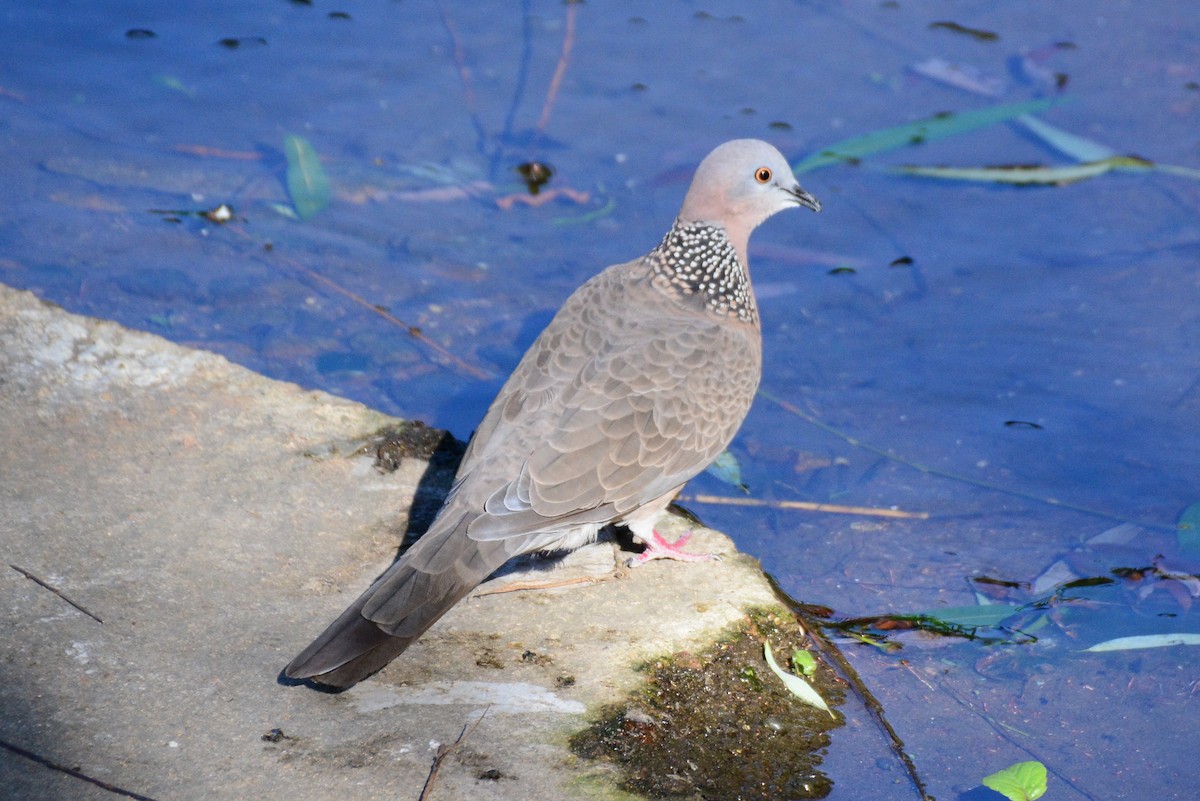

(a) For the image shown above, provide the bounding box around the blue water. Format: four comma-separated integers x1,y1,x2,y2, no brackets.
3,2,1198,798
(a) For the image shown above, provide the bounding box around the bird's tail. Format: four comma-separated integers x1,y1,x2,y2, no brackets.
284,514,511,689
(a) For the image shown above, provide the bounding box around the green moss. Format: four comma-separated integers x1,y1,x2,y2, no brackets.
571,609,844,800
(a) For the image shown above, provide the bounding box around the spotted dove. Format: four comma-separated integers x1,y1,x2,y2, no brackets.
285,139,821,688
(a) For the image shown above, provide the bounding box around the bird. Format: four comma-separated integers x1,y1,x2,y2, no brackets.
285,139,821,689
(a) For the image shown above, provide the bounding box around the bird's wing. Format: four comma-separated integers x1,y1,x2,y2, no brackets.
437,262,762,545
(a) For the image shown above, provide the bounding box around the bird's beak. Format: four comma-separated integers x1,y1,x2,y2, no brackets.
786,184,821,212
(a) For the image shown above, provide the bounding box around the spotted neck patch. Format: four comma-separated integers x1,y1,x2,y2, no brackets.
647,220,757,324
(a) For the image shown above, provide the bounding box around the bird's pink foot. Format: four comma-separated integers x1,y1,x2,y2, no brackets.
626,530,717,567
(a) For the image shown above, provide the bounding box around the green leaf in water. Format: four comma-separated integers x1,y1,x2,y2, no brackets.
918,604,1022,628
982,760,1047,801
792,97,1060,173
284,134,331,220
153,74,197,99
763,641,832,717
1084,632,1200,652
892,155,1154,185
268,202,300,220
790,648,816,677
1013,116,1200,181
1015,114,1115,161
1177,502,1200,557
705,449,749,493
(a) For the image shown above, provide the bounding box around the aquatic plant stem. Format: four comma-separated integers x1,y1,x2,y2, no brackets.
534,1,578,139
438,6,490,164
234,228,494,381
935,680,1100,801
758,388,1173,532
767,576,935,801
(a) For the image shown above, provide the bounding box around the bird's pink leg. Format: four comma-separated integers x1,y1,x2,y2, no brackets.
626,530,717,567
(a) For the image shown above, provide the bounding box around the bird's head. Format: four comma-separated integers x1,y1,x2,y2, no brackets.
678,139,820,263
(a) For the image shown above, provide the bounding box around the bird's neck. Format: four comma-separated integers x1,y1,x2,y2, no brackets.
646,220,758,325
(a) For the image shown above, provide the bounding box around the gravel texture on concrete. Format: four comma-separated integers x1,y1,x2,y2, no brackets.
0,284,788,801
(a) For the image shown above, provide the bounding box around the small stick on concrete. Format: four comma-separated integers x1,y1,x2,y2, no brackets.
9,564,103,624
0,737,158,801
417,705,491,801
472,569,625,598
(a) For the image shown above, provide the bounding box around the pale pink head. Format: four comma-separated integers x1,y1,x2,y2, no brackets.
678,139,820,264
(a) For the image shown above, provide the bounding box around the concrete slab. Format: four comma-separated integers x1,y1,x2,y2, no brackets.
0,284,795,800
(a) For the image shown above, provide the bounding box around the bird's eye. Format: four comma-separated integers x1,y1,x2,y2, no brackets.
754,167,772,184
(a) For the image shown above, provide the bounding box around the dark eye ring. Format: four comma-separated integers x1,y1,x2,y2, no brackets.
755,167,772,184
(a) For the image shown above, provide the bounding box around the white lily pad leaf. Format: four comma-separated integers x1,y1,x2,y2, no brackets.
763,641,832,717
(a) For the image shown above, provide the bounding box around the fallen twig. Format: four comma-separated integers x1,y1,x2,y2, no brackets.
9,564,103,624
472,569,625,598
418,706,490,801
681,493,928,520
0,737,158,801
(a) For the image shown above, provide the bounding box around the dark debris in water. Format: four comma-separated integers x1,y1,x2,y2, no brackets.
928,20,999,41
218,36,268,49
571,609,843,801
516,161,554,195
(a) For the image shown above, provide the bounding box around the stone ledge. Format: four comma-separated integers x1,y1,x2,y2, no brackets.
0,283,803,801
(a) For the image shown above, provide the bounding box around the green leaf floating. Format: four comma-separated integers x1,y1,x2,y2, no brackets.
916,604,1022,628
982,761,1047,801
763,640,832,717
792,97,1059,173
892,155,1155,185
790,648,816,677
705,449,748,493
284,134,330,220
1015,114,1116,161
1178,502,1200,557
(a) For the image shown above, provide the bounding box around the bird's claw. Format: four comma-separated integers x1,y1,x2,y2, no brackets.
626,530,719,567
